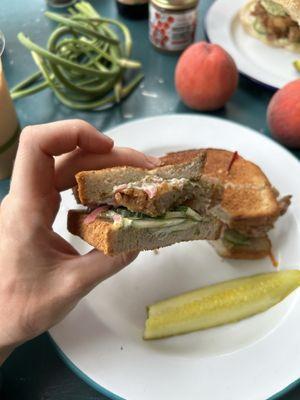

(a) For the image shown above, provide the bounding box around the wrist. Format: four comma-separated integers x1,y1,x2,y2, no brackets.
0,345,15,366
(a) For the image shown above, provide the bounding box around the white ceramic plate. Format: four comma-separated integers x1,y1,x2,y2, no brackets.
51,115,300,400
205,0,300,89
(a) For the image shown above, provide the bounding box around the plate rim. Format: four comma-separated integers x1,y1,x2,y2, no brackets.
48,329,300,400
48,333,124,400
106,113,300,168
50,114,300,400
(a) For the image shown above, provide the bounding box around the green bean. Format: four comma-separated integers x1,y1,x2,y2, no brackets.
32,50,143,110
56,38,116,68
55,63,117,95
55,38,79,53
47,27,120,73
78,18,122,70
11,1,142,110
76,8,122,57
73,17,132,57
55,37,140,70
101,25,121,63
85,42,110,67
33,47,113,102
114,79,122,103
44,12,119,45
73,1,122,58
47,28,105,66
18,32,117,78
47,28,120,95
11,80,49,100
10,71,43,93
67,7,76,15
118,59,141,69
76,75,102,87
54,72,144,110
74,1,100,18
52,32,113,72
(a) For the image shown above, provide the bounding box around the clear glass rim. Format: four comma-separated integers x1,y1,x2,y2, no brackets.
46,0,77,8
0,31,5,58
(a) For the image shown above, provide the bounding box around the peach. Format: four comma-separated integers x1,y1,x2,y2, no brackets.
175,42,238,111
267,79,300,148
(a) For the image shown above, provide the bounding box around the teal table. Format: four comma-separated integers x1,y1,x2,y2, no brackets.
1,1,299,399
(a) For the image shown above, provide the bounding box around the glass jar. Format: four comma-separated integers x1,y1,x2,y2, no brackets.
0,32,20,180
46,0,77,8
149,0,199,52
116,0,149,19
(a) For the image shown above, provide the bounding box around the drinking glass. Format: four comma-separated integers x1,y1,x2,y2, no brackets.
0,31,20,180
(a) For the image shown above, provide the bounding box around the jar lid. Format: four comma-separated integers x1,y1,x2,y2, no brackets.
151,0,198,10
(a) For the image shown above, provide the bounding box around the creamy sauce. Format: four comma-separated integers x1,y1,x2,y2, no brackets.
113,176,190,199
0,60,19,179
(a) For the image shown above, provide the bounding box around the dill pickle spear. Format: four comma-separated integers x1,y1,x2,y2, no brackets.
144,270,300,340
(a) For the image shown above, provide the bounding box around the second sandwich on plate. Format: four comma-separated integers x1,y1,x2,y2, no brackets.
240,0,300,52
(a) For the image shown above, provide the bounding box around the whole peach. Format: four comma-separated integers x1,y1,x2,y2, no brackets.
175,42,238,111
267,79,300,148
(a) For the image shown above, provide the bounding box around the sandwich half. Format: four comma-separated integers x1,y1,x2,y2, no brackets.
240,0,300,52
68,150,223,256
162,149,290,259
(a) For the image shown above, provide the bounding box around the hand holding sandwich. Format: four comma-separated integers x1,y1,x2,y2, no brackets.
0,120,160,365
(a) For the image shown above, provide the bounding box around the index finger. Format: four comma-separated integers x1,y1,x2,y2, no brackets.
55,147,161,191
10,120,113,201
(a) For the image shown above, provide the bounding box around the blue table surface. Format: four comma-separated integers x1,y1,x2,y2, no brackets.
1,0,300,399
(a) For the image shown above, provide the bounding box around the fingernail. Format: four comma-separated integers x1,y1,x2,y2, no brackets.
146,155,161,167
106,136,114,146
101,132,114,146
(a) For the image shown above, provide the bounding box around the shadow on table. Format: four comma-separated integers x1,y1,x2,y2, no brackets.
1,334,108,400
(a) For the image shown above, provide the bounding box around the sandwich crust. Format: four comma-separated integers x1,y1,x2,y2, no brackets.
162,148,285,231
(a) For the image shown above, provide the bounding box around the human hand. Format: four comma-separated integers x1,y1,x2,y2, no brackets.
0,120,160,364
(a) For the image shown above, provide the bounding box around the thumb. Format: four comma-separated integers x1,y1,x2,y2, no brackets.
67,249,139,297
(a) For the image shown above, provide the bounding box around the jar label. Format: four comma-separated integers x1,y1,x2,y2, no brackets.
149,5,197,51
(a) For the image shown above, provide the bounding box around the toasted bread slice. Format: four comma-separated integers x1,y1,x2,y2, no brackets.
161,149,290,233
68,210,222,256
75,151,206,205
74,150,222,217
